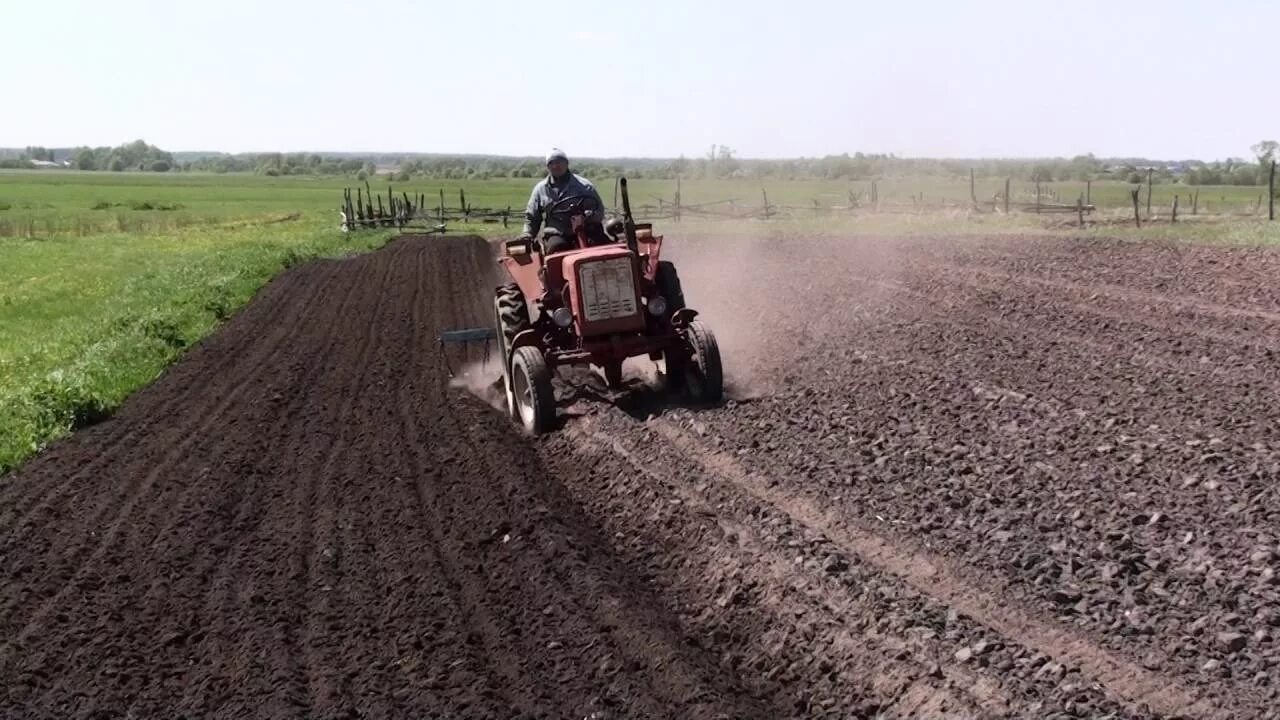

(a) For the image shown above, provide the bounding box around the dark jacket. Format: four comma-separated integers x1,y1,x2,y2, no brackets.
522,171,607,238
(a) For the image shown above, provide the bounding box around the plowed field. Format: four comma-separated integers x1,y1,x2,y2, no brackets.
3,232,1278,719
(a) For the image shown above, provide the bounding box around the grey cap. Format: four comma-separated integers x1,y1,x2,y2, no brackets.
546,148,568,165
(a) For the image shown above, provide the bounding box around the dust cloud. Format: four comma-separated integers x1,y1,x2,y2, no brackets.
446,357,506,411
660,219,908,399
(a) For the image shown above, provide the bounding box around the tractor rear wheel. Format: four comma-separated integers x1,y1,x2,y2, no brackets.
655,261,686,314
680,320,723,403
495,282,530,349
510,345,556,434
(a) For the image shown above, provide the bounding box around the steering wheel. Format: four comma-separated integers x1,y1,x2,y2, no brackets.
545,194,601,220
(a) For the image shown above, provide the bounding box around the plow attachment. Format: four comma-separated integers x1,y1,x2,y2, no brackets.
438,327,497,378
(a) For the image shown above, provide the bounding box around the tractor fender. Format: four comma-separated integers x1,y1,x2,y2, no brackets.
499,329,543,421
509,329,542,355
671,308,700,328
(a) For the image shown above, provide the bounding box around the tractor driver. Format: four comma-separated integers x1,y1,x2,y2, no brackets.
519,148,611,254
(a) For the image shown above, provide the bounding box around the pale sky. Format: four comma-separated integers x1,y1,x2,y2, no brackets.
3,0,1276,160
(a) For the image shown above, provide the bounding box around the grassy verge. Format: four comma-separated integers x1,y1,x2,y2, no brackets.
0,218,395,473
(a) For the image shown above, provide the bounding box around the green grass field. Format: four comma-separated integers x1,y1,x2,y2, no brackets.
0,169,1276,472
3,170,1271,239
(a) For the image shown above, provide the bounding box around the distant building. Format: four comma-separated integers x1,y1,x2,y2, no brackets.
30,160,61,169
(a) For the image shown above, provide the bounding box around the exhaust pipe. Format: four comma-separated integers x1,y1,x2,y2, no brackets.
620,177,638,255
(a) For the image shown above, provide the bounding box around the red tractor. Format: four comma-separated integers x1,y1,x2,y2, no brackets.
443,177,723,434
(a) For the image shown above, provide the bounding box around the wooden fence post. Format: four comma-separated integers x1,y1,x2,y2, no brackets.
1192,189,1199,215
1004,178,1010,214
969,168,977,208
1146,168,1153,217
438,188,444,224
1171,195,1178,223
1131,188,1141,228
675,176,682,223
1077,196,1084,227
1086,179,1092,206
1035,178,1042,214
1270,160,1276,221
872,180,879,211
761,188,771,219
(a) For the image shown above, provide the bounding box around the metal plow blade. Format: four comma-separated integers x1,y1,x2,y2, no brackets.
437,327,497,378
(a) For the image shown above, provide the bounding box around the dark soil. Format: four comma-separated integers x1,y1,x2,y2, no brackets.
2,231,1279,719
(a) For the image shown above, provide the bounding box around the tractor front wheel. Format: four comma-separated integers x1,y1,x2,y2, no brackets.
510,346,556,434
674,320,723,403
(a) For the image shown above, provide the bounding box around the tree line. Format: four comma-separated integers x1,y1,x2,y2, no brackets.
2,140,1275,188
0,140,174,172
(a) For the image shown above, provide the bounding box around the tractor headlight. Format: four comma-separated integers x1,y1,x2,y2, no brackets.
647,295,668,316
552,307,573,328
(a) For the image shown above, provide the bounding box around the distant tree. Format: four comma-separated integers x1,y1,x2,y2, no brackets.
1252,140,1278,167
109,158,126,172
1031,164,1057,182
1231,165,1259,185
74,149,97,170
148,160,172,172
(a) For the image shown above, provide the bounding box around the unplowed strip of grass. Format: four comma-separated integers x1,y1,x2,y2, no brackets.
0,219,391,472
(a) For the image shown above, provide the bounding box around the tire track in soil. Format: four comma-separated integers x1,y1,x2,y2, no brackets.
563,416,1011,719
644,417,1223,719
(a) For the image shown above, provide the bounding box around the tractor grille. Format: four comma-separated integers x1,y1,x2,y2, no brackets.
579,257,638,322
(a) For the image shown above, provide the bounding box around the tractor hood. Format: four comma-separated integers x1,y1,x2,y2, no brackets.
563,245,646,337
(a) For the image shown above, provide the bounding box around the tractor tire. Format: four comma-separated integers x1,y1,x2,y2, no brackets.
495,282,530,350
510,345,556,434
655,261,686,313
680,320,723,404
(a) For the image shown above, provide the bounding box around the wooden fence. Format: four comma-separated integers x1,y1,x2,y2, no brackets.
342,167,1279,233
